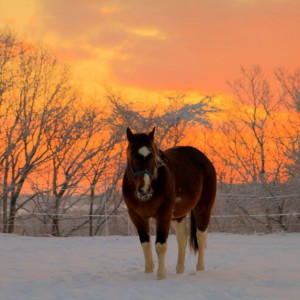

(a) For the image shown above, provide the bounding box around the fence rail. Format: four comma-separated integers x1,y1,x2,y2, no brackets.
1,191,300,236
8,211,300,219
1,211,299,236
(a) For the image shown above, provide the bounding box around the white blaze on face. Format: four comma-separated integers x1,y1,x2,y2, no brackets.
141,174,151,193
137,146,152,197
138,146,151,158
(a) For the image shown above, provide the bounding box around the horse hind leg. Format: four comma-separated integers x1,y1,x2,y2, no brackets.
193,166,216,271
191,200,214,271
172,217,187,274
196,229,207,271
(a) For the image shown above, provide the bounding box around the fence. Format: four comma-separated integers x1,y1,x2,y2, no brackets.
1,192,300,236
5,211,300,237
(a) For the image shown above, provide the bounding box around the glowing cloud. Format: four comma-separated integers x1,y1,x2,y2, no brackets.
1,0,300,93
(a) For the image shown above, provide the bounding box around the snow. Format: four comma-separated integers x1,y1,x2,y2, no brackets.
1,233,299,300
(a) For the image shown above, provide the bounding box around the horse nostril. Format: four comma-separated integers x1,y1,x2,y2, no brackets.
139,186,150,195
137,186,153,201
139,187,146,194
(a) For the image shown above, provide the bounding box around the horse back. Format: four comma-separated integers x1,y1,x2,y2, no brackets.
164,146,215,179
162,146,216,214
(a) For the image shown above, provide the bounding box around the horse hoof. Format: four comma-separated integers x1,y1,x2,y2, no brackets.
157,271,166,280
145,266,154,273
176,265,185,274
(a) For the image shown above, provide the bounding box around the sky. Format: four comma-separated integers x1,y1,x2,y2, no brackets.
0,0,300,97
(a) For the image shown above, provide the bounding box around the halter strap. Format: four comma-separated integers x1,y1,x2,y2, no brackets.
129,149,163,180
131,167,155,179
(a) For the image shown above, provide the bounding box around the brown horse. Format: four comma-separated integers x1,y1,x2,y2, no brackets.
122,127,216,279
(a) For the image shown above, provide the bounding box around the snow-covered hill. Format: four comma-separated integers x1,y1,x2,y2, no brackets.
1,233,299,300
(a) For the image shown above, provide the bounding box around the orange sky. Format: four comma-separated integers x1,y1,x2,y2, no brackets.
1,0,300,97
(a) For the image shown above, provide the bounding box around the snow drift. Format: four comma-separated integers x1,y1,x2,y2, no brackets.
0,233,299,300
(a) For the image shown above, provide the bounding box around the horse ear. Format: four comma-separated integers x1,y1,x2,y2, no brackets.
148,127,155,141
127,127,134,142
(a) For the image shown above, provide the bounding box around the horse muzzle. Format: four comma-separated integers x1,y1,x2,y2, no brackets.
135,174,153,201
136,191,153,201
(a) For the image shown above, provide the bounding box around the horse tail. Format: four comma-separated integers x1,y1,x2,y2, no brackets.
189,210,198,254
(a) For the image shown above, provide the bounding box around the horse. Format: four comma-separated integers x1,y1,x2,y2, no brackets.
122,127,216,279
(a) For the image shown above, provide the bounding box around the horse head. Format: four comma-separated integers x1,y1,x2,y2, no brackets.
126,127,158,201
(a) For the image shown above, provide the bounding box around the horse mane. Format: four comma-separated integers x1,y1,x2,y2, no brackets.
153,144,167,173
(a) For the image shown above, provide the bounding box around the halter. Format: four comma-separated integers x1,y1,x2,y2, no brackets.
129,157,159,180
128,145,163,181
130,166,155,180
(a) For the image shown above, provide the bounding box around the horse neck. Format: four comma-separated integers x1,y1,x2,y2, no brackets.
154,147,167,170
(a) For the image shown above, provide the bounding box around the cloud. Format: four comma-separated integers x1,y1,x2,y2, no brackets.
39,0,102,37
36,0,300,92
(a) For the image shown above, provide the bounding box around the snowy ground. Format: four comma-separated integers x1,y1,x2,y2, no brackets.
0,233,299,300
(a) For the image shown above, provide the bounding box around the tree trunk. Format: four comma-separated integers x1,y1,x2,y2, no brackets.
51,197,61,236
2,195,8,233
52,216,61,237
89,186,95,236
2,158,10,233
8,195,17,233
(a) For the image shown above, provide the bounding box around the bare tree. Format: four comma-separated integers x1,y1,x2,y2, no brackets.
106,91,217,148
63,122,126,237
0,30,18,231
275,68,300,178
0,31,75,233
208,66,299,232
227,66,280,182
43,103,108,236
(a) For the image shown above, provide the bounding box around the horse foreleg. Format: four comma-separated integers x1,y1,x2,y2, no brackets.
155,217,171,280
142,241,155,273
128,208,154,274
172,218,187,274
196,230,207,271
155,242,167,279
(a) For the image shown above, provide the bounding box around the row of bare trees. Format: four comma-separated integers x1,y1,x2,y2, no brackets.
0,30,217,236
1,30,299,235
208,66,300,232
0,31,125,235
212,66,300,183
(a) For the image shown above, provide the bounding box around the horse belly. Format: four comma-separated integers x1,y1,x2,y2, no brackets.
172,194,199,219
